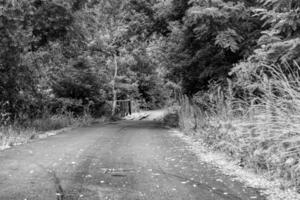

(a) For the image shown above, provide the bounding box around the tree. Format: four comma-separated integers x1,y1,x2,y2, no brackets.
250,0,300,63
0,1,72,122
152,0,262,95
0,0,105,122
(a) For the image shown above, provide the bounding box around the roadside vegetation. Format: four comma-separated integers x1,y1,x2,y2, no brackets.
0,0,170,149
178,63,300,191
156,0,300,193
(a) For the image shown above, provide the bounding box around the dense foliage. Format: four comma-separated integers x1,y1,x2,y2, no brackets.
1,0,300,122
0,0,169,124
130,0,300,97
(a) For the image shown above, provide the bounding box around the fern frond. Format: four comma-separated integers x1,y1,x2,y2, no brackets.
215,28,243,52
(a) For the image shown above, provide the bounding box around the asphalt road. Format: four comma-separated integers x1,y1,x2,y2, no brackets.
0,120,265,200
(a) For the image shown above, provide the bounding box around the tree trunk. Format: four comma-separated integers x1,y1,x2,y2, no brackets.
112,54,118,116
208,0,212,7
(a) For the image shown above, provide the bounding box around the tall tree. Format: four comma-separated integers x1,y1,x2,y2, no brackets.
251,0,300,63
154,0,262,95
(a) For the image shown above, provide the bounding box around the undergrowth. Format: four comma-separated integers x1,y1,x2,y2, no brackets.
178,62,300,191
0,112,93,150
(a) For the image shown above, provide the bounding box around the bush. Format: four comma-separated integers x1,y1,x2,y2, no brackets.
47,98,84,116
90,102,112,118
163,110,179,128
30,113,75,132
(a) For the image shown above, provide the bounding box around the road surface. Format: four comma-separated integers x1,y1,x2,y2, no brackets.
0,120,265,200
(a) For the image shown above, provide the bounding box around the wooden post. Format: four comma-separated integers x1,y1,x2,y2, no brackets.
112,54,118,116
129,101,132,115
113,100,132,116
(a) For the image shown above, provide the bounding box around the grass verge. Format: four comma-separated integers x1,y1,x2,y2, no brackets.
0,113,94,150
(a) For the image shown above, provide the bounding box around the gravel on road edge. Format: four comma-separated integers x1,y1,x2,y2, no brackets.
170,129,300,200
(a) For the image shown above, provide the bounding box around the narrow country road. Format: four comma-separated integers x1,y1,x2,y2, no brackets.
0,120,265,200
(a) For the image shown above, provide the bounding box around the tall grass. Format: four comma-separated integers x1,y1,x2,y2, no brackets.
179,62,300,190
0,125,37,150
0,112,93,150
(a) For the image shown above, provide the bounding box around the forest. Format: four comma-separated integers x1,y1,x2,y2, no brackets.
1,0,300,193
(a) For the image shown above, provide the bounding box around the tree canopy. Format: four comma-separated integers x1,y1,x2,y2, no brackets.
1,0,300,123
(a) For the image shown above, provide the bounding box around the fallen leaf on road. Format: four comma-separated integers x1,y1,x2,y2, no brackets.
216,179,223,183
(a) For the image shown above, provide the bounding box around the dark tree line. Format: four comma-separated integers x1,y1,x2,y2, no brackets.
1,0,300,124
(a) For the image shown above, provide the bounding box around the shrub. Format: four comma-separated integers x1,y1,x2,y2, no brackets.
30,113,75,132
163,109,179,128
90,102,112,118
